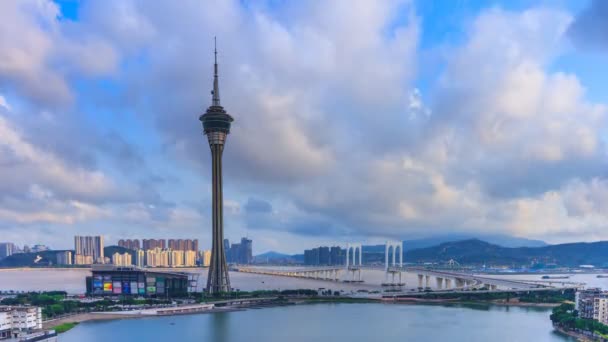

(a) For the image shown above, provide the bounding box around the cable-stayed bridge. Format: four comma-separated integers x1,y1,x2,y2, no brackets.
233,241,585,291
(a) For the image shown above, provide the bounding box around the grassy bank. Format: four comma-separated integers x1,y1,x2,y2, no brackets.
51,322,79,334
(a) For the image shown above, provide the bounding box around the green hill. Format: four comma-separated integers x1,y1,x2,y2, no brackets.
0,250,71,267
104,245,136,261
405,239,608,267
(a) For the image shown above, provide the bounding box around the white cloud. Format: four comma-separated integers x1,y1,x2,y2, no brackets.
0,95,9,110
0,115,118,201
0,0,118,106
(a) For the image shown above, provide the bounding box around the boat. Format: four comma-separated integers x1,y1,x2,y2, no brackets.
597,275,608,278
541,275,570,279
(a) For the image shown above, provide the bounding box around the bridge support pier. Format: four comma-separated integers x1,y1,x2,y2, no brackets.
418,274,424,288
436,277,443,290
425,275,430,289
445,278,452,289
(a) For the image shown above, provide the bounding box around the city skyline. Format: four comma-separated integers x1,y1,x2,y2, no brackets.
2,1,608,254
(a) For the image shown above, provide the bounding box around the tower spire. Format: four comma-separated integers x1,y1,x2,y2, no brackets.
212,37,221,107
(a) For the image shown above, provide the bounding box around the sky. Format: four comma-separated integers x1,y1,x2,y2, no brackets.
1,0,608,254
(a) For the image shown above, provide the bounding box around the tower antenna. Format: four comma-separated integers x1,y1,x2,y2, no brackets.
212,37,220,106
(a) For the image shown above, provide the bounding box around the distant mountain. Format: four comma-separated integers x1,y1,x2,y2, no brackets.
0,245,133,267
359,234,546,255
362,245,385,253
405,239,608,267
253,251,303,264
402,234,547,251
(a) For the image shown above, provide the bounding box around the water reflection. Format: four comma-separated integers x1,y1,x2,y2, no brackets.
211,312,230,342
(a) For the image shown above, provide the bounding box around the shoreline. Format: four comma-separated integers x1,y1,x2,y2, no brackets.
379,296,561,307
553,326,596,342
42,306,241,330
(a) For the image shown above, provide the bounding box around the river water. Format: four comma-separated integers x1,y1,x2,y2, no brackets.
59,302,573,342
0,268,592,341
1,268,607,294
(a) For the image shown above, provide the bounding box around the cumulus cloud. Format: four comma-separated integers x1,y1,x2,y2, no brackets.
2,0,608,251
269,7,608,242
0,115,118,202
0,0,118,107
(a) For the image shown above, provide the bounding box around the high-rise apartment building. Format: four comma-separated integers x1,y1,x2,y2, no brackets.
304,248,319,265
318,246,330,265
184,250,197,267
135,249,145,268
201,250,212,267
229,242,240,263
56,251,72,265
112,252,132,266
145,248,169,267
168,250,184,267
305,246,344,266
74,236,104,264
224,238,253,264
168,239,199,251
329,246,344,265
223,239,230,262
118,239,140,250
0,243,16,259
142,239,166,250
240,238,253,264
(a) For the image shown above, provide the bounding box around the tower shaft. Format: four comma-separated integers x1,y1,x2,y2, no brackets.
206,137,231,293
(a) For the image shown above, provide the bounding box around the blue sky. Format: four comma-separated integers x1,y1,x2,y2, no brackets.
1,0,608,254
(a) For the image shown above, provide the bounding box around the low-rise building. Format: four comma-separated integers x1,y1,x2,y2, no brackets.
0,306,43,340
576,288,605,319
86,265,189,297
595,297,608,324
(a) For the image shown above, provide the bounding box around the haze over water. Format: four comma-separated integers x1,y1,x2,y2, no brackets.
2,268,608,294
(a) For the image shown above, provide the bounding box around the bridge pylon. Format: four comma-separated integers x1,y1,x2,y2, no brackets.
345,243,363,283
382,240,404,287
